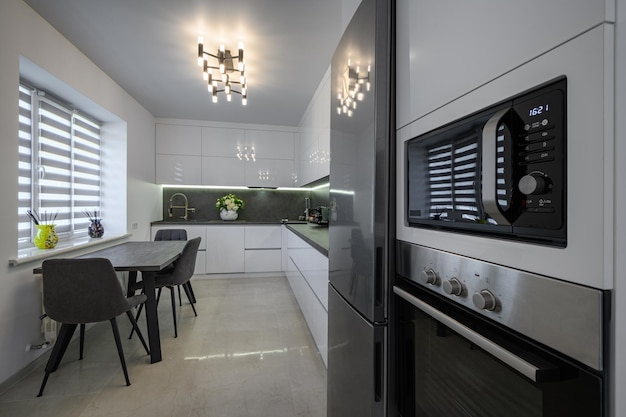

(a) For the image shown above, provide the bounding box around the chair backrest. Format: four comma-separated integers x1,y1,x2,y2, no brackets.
154,229,187,241
167,237,201,285
42,258,130,324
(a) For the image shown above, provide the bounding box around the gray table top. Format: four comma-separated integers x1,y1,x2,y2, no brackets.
33,241,187,273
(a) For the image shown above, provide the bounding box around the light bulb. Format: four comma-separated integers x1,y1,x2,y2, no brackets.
227,94,232,102
197,37,204,66
212,95,218,103
219,44,225,52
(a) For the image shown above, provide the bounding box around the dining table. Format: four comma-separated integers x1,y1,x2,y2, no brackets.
34,240,187,363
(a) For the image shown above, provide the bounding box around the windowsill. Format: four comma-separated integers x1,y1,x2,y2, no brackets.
9,233,132,267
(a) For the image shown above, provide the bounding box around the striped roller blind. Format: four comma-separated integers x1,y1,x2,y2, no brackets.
18,82,101,246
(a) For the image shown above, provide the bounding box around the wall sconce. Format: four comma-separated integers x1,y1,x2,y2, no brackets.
236,145,255,161
337,58,370,117
198,37,247,105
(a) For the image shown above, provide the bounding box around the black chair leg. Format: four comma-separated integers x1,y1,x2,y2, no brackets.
169,287,178,338
37,323,77,397
187,281,197,304
125,310,150,356
79,324,85,360
110,318,131,387
177,285,182,306
182,283,198,317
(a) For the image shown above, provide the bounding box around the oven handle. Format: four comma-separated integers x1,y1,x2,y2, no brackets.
481,108,511,226
394,286,546,382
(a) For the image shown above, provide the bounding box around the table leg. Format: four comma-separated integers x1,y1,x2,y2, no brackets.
141,271,162,363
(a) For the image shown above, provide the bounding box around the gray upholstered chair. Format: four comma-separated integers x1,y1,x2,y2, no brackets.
130,237,201,338
38,258,150,397
154,228,195,304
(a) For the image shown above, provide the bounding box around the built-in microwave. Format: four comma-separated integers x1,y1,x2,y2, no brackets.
406,77,566,246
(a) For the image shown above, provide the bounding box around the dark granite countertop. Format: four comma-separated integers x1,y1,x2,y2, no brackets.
285,223,328,257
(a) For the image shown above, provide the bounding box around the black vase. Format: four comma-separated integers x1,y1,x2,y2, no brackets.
88,220,104,238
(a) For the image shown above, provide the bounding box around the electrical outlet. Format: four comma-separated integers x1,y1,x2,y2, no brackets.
132,222,138,229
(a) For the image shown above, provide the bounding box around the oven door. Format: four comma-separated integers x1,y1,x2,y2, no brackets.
393,282,605,417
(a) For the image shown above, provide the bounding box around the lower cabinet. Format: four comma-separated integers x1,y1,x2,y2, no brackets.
205,225,245,273
244,225,282,272
286,230,328,366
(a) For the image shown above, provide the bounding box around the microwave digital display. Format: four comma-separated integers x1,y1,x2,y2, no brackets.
406,77,567,247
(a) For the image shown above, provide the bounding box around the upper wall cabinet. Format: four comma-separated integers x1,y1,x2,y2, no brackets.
156,124,201,155
396,0,612,129
156,122,296,187
297,67,331,186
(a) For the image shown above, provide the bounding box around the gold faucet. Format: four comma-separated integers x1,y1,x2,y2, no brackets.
168,192,195,220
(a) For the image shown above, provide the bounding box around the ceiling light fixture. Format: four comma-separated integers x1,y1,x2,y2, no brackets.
337,58,370,117
197,37,247,105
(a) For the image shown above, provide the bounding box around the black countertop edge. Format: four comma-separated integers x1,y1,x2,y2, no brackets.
151,220,307,226
285,224,328,257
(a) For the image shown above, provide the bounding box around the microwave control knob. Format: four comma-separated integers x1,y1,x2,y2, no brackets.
421,269,439,285
519,174,547,195
473,290,498,311
442,278,463,296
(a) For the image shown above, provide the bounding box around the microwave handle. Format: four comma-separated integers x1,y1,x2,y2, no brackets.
481,108,511,226
394,286,551,382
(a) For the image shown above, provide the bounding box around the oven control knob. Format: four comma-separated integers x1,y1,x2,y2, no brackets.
421,269,439,285
472,290,498,311
442,278,463,296
518,173,547,195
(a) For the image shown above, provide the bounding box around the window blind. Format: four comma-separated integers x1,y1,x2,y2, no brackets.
18,83,101,246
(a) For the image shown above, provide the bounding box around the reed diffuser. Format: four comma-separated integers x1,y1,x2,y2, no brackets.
26,209,59,249
84,210,104,238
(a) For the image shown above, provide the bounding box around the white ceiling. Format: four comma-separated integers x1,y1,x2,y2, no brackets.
23,0,351,127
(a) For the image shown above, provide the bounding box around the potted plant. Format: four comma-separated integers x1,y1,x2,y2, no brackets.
216,193,244,221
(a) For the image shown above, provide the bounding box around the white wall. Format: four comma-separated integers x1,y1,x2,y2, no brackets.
0,0,158,385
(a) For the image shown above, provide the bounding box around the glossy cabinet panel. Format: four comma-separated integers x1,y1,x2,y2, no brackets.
201,156,245,186
155,154,201,185
156,124,201,155
205,225,245,273
201,127,245,157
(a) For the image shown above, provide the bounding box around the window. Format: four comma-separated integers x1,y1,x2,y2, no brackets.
18,82,102,247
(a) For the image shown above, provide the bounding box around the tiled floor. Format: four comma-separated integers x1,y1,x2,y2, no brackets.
0,276,327,417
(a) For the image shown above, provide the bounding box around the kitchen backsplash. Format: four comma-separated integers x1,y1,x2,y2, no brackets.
162,177,329,222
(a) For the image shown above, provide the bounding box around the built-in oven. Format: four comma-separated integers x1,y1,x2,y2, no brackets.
392,241,610,417
406,77,566,247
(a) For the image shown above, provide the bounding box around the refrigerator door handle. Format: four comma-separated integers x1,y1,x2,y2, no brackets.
375,246,384,307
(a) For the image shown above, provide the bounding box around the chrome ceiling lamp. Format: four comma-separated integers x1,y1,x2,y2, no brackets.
197,37,247,105
337,58,370,117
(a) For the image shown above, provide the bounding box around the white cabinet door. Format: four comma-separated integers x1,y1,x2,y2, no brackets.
244,159,295,188
244,249,282,273
244,225,282,248
396,0,609,128
155,154,202,185
201,156,245,186
156,124,202,155
245,130,295,160
205,226,245,273
201,127,245,157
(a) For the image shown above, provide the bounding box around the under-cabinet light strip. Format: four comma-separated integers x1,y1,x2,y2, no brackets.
161,183,329,191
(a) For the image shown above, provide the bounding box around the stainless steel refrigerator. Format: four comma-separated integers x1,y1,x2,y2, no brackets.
327,0,394,416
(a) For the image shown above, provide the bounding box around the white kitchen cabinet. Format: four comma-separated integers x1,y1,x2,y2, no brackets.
244,158,295,188
286,229,329,365
245,130,294,160
156,124,202,155
205,225,245,273
296,67,330,186
201,127,245,157
396,0,611,128
155,154,202,185
150,225,207,275
244,225,282,272
201,156,245,186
